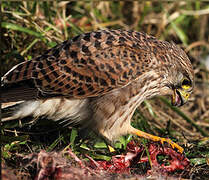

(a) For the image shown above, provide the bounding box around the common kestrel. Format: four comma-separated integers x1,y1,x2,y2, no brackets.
2,29,194,153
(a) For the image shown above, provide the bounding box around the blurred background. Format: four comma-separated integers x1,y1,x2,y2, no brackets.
1,1,209,179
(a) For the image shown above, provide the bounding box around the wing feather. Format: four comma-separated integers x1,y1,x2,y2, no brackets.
2,30,157,100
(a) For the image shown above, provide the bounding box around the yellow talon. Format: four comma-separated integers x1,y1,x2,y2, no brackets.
108,145,116,152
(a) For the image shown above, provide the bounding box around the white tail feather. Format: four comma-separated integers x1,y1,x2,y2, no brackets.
2,98,90,125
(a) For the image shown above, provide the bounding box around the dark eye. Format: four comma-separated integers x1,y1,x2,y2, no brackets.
182,78,191,90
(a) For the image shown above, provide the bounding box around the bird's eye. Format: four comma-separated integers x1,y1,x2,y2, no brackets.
181,78,191,90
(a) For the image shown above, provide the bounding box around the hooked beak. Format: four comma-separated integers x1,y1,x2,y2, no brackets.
172,89,190,107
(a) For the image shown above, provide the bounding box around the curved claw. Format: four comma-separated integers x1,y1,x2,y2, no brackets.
159,137,184,153
108,145,116,153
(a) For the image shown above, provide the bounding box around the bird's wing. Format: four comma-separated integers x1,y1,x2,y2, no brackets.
2,30,156,100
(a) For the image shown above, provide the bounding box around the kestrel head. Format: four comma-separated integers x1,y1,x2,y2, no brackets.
156,42,194,107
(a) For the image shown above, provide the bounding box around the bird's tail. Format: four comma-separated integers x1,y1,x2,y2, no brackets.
1,100,41,122
2,101,25,121
2,98,89,129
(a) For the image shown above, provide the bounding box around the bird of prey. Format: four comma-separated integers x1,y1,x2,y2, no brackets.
1,29,194,153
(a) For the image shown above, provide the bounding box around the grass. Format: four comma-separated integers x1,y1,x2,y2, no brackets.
1,1,209,179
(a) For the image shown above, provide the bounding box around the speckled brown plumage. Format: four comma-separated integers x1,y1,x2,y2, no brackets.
2,29,194,153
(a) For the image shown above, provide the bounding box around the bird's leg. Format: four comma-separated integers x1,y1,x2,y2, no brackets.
130,127,184,153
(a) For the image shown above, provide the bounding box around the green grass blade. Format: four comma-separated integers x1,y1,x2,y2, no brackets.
142,139,152,168
67,20,84,35
170,21,188,46
91,154,111,161
46,135,64,152
70,128,78,149
2,22,44,38
144,100,156,117
94,141,107,149
190,158,207,165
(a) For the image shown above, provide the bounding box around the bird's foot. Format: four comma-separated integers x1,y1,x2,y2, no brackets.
131,128,184,153
151,136,184,154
